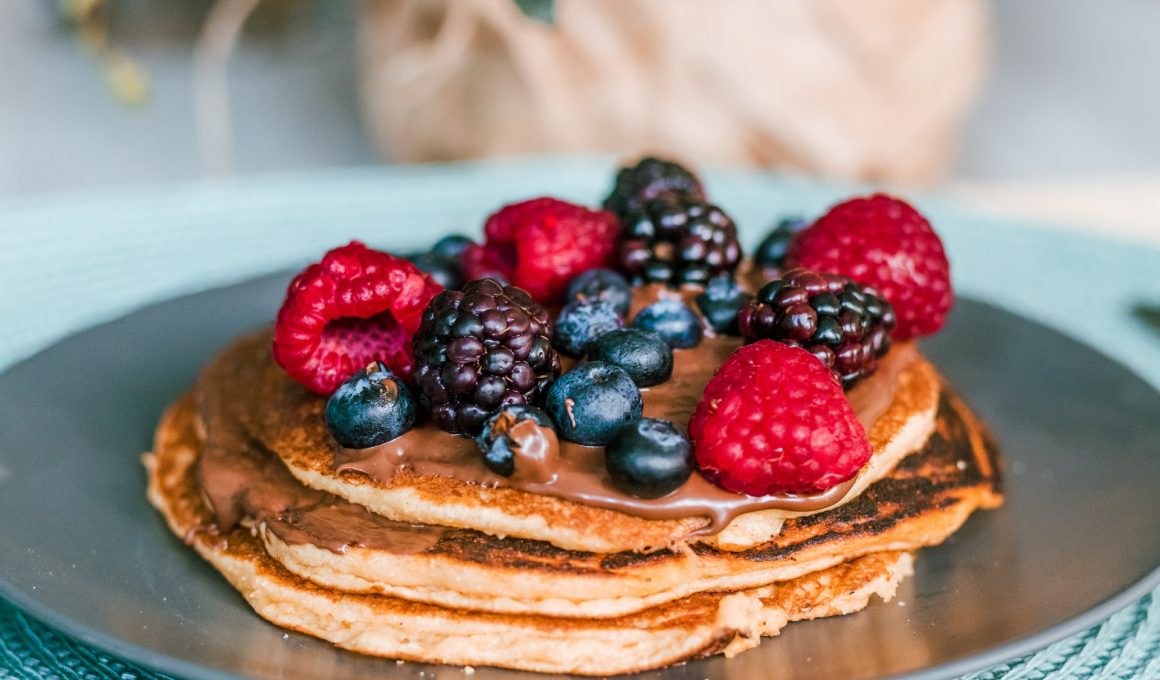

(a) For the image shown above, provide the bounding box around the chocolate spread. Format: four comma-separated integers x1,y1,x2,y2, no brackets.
195,278,916,552
195,339,451,555
335,337,915,535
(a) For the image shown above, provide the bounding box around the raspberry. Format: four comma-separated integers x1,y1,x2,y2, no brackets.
273,242,443,395
738,269,895,388
603,157,705,218
688,340,871,496
460,198,620,303
786,194,952,341
412,279,561,436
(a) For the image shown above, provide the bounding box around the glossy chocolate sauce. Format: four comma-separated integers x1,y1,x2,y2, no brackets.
195,339,450,555
196,278,915,551
336,336,916,535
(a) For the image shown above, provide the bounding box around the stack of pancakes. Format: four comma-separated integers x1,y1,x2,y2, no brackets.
145,330,1002,675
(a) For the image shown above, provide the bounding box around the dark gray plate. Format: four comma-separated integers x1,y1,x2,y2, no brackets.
1,274,1159,680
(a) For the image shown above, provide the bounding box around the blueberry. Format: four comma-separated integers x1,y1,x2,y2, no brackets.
431,234,474,261
695,275,752,334
406,235,479,290
545,362,643,445
475,405,556,478
325,362,417,448
632,299,702,349
553,299,624,358
407,251,462,289
564,268,632,316
604,418,694,498
754,216,809,270
586,329,672,387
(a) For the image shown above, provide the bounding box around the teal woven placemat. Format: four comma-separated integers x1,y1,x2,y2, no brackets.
1,157,1158,679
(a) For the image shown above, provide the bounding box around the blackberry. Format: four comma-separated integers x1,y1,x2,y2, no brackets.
617,194,743,286
738,269,896,388
603,157,705,219
412,279,561,435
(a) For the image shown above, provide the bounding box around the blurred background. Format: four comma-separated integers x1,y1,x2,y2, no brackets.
2,0,1158,238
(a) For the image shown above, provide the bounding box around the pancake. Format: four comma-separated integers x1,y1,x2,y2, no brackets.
144,288,1001,674
144,412,913,675
215,331,943,553
161,355,1000,618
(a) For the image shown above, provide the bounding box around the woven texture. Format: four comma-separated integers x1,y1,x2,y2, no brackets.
0,158,1158,679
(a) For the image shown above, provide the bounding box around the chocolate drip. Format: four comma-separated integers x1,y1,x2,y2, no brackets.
195,338,449,555
264,503,452,555
336,338,916,535
193,280,916,552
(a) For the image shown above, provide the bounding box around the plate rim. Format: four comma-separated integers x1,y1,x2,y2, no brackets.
1,279,1159,680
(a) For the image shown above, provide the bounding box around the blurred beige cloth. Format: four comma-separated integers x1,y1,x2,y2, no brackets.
359,0,988,184
951,175,1160,244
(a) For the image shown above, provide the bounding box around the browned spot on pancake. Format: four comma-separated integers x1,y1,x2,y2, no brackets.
424,534,608,575
598,547,679,571
694,632,745,659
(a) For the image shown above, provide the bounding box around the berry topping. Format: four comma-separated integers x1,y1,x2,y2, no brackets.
475,404,558,481
753,216,808,276
694,274,752,335
738,269,895,388
605,418,694,499
632,299,703,349
545,362,643,445
411,279,561,436
564,268,633,317
786,194,952,340
617,194,743,287
586,329,673,387
273,241,443,395
553,299,624,358
460,198,620,303
406,234,474,290
602,156,705,219
324,361,417,449
431,234,475,261
689,341,872,496
407,252,461,290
